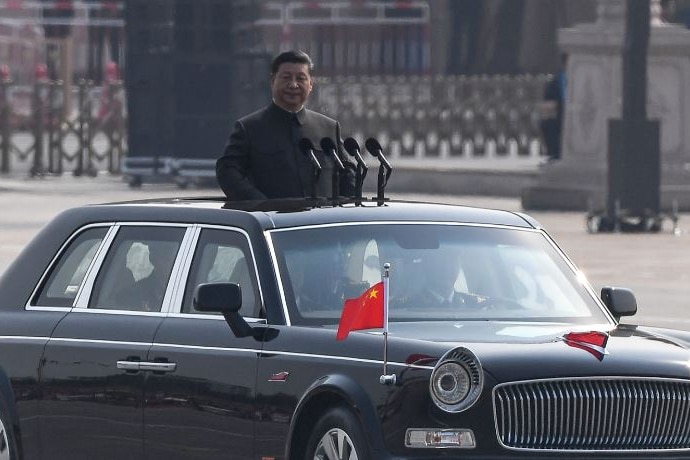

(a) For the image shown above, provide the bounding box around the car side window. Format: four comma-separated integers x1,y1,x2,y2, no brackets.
182,228,260,318
34,227,109,307
89,226,186,312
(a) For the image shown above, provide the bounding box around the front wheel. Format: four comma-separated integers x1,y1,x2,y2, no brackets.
0,405,17,460
305,406,369,460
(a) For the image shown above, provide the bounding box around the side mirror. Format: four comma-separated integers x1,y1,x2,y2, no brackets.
194,282,242,313
194,283,253,338
600,287,637,319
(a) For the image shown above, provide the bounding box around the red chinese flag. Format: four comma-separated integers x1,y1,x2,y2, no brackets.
336,281,385,341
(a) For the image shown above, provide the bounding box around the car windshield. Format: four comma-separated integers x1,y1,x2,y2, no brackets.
270,223,609,327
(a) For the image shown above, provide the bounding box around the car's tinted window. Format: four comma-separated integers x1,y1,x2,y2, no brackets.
89,226,185,312
271,223,608,326
182,228,260,317
34,226,109,307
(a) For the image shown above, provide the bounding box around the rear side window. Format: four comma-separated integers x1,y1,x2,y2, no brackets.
34,227,109,307
182,228,260,317
89,226,186,312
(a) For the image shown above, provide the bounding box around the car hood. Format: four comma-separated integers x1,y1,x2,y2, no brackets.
388,321,690,382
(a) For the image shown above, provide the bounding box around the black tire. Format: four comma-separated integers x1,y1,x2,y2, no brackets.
0,404,17,460
304,406,369,460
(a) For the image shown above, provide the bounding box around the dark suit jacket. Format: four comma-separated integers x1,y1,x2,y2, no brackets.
216,102,355,200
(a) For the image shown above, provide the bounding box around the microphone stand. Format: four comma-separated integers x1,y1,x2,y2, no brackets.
374,153,392,205
298,138,322,202
320,137,345,204
377,164,388,204
343,137,368,204
310,165,320,202
331,166,340,203
364,138,392,206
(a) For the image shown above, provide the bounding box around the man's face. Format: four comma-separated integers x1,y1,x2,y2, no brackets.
271,62,313,112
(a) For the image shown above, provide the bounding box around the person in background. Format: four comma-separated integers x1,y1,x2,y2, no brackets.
539,53,567,162
216,50,355,200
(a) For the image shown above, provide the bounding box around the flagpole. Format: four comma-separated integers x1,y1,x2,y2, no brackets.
380,262,396,385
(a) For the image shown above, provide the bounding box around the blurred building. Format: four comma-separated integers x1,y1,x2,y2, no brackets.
252,0,598,77
3,0,690,83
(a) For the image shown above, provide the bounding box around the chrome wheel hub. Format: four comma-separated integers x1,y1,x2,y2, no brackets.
313,428,358,460
0,417,10,460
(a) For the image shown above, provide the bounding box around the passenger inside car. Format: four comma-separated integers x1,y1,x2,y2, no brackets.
92,236,182,312
395,249,468,308
125,246,176,311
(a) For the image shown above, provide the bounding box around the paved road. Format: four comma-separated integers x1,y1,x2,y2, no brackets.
1,174,688,331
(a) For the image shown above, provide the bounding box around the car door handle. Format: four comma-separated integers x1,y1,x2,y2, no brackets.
139,362,177,373
117,361,177,373
117,360,142,371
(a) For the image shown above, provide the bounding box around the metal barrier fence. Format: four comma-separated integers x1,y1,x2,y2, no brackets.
0,71,125,176
313,74,549,160
0,73,548,177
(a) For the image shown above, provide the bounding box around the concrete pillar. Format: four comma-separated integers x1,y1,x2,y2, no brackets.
522,0,690,211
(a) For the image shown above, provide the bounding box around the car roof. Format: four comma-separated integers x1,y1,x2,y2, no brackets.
79,196,538,230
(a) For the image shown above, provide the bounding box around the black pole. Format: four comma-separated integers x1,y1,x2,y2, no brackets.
622,0,650,122
605,0,661,231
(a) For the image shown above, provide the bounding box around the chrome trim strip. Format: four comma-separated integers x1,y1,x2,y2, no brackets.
160,226,197,314
152,342,262,353
0,335,50,342
264,231,290,326
151,342,433,369
0,334,432,369
73,225,119,308
65,308,167,317
25,306,72,312
266,221,542,234
49,337,152,347
164,313,266,323
165,225,200,314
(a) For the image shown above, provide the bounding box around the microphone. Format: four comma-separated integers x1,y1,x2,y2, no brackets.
365,137,392,171
298,137,321,171
343,137,368,201
319,137,345,171
343,137,367,170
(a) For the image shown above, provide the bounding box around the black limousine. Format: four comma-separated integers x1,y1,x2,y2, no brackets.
1,195,690,459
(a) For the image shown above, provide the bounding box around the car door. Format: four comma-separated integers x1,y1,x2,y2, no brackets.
144,227,262,460
39,224,188,459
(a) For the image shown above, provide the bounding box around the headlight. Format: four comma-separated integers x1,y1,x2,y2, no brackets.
430,347,483,412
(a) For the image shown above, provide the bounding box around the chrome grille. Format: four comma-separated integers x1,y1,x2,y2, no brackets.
493,377,690,451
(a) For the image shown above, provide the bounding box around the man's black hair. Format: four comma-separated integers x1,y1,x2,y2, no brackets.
271,50,314,75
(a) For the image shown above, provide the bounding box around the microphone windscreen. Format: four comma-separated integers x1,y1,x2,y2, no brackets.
365,137,382,156
298,137,315,154
320,137,337,152
343,137,360,155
